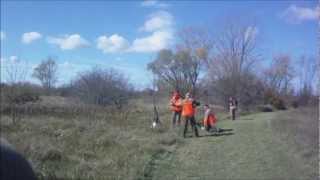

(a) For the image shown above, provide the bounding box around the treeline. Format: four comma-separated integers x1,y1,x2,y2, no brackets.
1,58,136,124
1,21,318,120
147,23,318,111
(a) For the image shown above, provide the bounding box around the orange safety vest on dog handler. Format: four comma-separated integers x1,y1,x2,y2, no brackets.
182,99,195,117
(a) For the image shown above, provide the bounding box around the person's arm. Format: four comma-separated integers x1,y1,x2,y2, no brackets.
193,100,200,106
176,99,182,107
204,110,210,120
169,98,174,106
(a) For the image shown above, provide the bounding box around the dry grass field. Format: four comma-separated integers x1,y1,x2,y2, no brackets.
0,96,318,179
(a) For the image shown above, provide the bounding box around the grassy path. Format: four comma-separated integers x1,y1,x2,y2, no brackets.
151,112,316,180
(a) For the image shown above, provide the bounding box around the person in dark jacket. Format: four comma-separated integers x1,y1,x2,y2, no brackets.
228,97,238,120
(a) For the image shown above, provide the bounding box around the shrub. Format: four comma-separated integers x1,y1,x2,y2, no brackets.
263,90,287,110
40,149,62,162
70,67,133,109
257,104,273,112
271,96,286,110
1,83,41,105
291,101,299,108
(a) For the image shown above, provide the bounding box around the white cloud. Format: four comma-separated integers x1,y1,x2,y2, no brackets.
131,10,174,52
141,0,169,8
59,61,75,70
9,56,19,63
139,10,173,32
281,5,319,23
0,31,5,40
96,10,174,54
130,30,173,52
0,56,20,65
0,57,6,64
22,32,42,44
97,34,129,53
47,34,90,50
244,26,259,41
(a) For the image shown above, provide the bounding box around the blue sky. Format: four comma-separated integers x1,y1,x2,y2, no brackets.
0,0,318,89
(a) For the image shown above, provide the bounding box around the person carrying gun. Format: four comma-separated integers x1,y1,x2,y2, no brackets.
182,92,200,138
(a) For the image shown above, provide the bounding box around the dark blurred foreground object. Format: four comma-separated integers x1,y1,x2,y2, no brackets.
0,143,37,180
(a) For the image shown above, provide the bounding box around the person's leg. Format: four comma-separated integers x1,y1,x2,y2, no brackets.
206,124,211,132
210,125,218,132
172,112,178,126
232,109,236,120
183,117,189,138
177,112,181,125
190,116,199,137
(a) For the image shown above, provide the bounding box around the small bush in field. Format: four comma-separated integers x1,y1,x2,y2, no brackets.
264,90,286,110
1,83,41,105
257,104,273,112
291,101,299,108
271,97,286,110
40,149,63,162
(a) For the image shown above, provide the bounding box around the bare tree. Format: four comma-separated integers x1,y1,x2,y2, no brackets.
2,57,38,124
148,27,213,96
71,67,132,109
263,54,295,96
32,57,58,94
4,57,28,85
296,55,317,104
205,22,262,109
177,27,213,95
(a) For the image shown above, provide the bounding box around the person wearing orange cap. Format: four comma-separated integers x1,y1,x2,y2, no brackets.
181,92,200,138
169,90,182,127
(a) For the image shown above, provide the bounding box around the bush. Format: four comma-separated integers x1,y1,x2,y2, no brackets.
271,96,286,110
1,82,41,105
71,67,133,109
263,90,287,110
257,104,273,112
40,149,62,162
291,101,299,108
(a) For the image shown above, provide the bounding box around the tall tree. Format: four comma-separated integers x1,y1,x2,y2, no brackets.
264,54,294,96
148,27,212,96
205,22,262,108
32,57,58,93
296,55,317,104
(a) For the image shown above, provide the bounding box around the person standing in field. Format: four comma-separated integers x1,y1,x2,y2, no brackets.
203,104,219,132
169,90,182,127
229,97,238,120
182,92,200,138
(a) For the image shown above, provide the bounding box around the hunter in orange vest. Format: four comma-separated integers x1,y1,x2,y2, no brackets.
203,104,218,132
182,92,200,138
169,91,182,127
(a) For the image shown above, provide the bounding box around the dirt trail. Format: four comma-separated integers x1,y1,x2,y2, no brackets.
150,112,316,180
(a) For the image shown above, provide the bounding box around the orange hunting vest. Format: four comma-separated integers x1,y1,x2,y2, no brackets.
204,113,217,126
182,99,195,117
170,98,182,112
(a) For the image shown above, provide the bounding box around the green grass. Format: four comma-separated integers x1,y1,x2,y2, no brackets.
151,110,318,180
1,98,184,179
1,97,318,180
